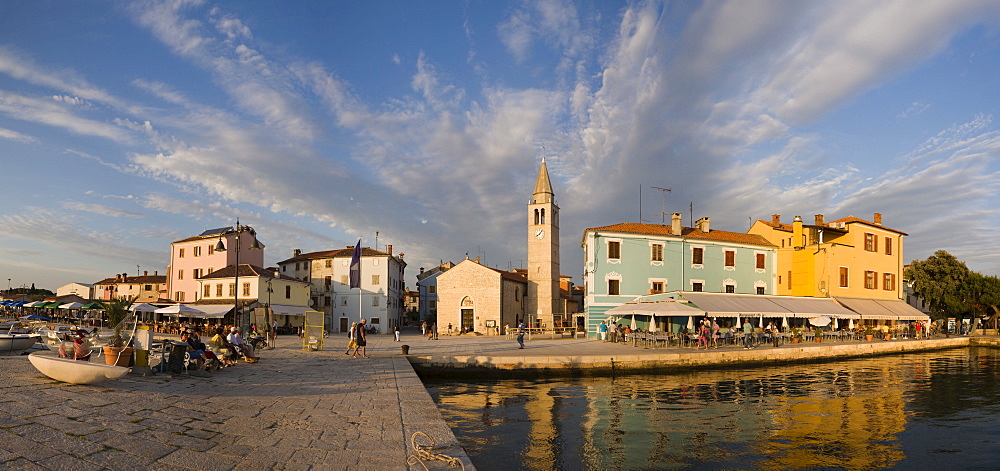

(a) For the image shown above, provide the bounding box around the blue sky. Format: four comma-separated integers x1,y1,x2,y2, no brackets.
2,0,1000,292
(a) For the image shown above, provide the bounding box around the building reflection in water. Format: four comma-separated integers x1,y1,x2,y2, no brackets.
426,349,1000,470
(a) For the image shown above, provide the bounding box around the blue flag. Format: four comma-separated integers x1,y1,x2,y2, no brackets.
349,239,362,289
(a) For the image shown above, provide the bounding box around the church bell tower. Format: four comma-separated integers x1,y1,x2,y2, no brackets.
527,158,560,328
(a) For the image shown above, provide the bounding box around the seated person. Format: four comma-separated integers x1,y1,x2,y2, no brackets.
179,330,207,371
208,327,237,367
227,327,255,360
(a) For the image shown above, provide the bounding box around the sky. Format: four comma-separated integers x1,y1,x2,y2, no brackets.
2,0,1000,293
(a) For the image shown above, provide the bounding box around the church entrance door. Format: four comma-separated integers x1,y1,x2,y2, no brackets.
461,309,474,332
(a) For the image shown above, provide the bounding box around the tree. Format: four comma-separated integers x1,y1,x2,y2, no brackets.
964,272,1000,330
905,250,971,320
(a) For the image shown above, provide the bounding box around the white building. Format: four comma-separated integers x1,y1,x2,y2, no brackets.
416,262,454,323
56,282,94,300
276,245,406,334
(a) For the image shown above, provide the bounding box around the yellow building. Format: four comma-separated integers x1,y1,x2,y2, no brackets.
748,213,906,300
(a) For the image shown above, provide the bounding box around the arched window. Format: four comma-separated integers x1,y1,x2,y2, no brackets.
534,209,539,225
461,296,475,307
540,208,546,224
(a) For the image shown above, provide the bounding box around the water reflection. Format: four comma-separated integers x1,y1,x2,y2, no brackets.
425,347,1000,470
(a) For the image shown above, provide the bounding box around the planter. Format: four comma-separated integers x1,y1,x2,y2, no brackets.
103,346,134,367
814,338,822,343
865,334,874,341
792,337,802,344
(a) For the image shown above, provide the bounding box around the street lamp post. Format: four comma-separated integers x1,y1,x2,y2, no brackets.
215,219,261,333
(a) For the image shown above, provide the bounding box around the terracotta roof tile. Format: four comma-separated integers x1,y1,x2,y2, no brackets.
276,247,393,265
93,275,167,285
827,216,908,235
586,222,776,247
198,264,299,281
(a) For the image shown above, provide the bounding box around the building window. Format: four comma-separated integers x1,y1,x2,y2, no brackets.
324,296,331,306
724,250,735,267
243,283,251,296
177,269,183,280
651,281,664,294
342,297,348,306
175,291,185,301
372,275,380,285
725,285,735,293
285,285,291,298
608,241,621,260
326,259,332,267
608,279,620,296
144,284,152,291
865,233,877,252
193,268,201,279
229,283,236,296
885,237,892,255
208,244,214,255
651,244,663,262
692,247,704,265
839,267,849,288
178,248,185,258
372,296,379,307
429,300,437,308
194,246,201,257
787,271,792,290
692,282,703,292
865,271,877,290
756,286,765,295
216,284,223,297
282,265,287,272
756,253,765,270
325,276,332,288
883,273,895,291
295,262,300,270
203,285,211,298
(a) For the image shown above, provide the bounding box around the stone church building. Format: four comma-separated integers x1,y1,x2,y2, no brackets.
435,160,569,334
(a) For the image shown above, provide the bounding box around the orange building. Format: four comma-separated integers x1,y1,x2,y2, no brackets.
748,213,906,300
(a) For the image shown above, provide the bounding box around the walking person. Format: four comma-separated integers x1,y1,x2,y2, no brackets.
599,321,608,342
393,325,401,342
351,319,369,358
711,320,720,349
743,318,754,349
421,321,427,336
343,322,357,355
516,321,526,349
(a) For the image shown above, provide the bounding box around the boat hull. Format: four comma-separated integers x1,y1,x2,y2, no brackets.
28,352,130,384
0,334,40,356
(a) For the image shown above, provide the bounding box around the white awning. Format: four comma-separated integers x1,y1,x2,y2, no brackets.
766,296,859,319
268,304,309,317
186,304,233,318
679,292,860,319
605,301,706,317
834,297,931,321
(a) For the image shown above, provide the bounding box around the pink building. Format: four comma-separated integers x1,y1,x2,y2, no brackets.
167,227,265,303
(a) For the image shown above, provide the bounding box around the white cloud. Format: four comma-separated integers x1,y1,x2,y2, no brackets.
0,127,35,143
62,201,146,218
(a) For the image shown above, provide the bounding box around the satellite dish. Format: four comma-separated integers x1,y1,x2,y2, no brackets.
308,299,315,306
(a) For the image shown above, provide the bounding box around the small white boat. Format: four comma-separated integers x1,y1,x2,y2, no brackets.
0,333,41,356
28,352,130,384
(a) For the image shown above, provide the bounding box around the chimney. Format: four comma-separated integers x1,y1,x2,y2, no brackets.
814,214,824,226
772,214,781,225
121,273,128,283
154,270,158,276
474,256,480,264
420,267,425,274
793,215,804,249
873,212,882,225
293,248,302,256
695,217,711,233
387,244,393,255
143,270,148,276
671,212,683,235
115,274,121,282
347,246,354,249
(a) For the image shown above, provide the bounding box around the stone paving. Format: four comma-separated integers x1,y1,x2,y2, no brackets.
0,331,474,471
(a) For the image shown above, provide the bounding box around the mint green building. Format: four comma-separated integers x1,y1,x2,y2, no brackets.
582,214,776,337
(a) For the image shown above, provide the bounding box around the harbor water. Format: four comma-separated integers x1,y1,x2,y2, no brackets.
425,347,1000,470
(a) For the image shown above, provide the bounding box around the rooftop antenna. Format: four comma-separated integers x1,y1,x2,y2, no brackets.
689,201,694,227
651,186,672,223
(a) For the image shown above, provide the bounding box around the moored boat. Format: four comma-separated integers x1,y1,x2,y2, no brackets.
28,351,130,384
0,333,41,356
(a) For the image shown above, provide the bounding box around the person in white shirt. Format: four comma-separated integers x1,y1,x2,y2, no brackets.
227,327,252,358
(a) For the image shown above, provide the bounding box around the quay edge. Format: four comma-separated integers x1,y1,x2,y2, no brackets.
408,337,991,379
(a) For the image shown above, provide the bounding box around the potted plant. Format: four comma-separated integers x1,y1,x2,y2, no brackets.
102,298,135,367
865,325,874,342
813,327,824,342
791,327,803,343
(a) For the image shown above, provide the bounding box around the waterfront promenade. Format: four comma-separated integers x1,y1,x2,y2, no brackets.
0,328,987,470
